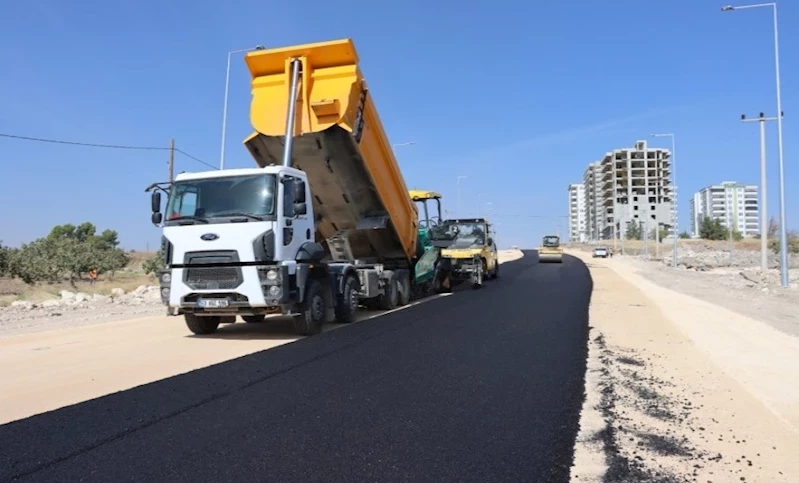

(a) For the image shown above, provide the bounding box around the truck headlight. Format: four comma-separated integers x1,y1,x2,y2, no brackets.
268,285,281,296
161,272,171,284
266,269,278,281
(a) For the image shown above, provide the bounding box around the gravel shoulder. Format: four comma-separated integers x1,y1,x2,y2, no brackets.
621,257,799,337
0,286,164,337
569,251,799,482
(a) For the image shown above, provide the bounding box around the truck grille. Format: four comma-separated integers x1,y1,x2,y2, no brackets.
183,251,243,290
185,266,242,290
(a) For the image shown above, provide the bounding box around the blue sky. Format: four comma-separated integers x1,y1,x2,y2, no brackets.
1,0,797,250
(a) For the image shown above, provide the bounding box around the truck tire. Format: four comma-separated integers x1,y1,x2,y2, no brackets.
334,274,359,324
398,274,411,306
293,279,325,335
185,314,220,335
472,259,485,290
377,272,399,310
490,260,499,279
242,315,266,323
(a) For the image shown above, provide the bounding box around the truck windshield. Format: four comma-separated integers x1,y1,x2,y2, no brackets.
432,222,487,248
543,236,560,247
165,174,276,222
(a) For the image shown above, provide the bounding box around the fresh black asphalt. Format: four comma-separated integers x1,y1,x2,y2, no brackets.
0,251,592,483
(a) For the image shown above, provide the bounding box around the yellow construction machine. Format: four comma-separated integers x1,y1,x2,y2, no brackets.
538,235,563,263
433,218,499,289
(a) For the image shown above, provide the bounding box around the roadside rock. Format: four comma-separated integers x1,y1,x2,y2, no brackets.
40,299,62,308
92,294,112,305
10,300,34,310
59,290,76,301
110,288,125,297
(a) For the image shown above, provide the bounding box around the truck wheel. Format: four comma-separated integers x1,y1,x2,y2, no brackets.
398,275,411,306
293,279,325,335
334,274,359,324
490,260,499,279
185,314,220,335
378,272,399,310
242,315,266,323
472,260,485,289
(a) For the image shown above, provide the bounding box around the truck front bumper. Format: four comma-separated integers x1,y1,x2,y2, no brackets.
163,265,293,314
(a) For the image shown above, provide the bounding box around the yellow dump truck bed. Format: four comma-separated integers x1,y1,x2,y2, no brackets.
243,38,417,263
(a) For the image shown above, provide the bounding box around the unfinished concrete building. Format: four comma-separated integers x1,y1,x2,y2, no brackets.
599,140,675,240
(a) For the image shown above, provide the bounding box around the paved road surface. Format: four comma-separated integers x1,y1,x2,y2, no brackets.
0,251,592,483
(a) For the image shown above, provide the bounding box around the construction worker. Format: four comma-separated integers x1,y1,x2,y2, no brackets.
88,269,98,287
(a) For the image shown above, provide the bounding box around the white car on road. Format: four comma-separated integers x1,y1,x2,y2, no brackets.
592,247,610,258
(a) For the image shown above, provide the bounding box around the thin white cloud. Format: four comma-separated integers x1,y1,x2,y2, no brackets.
454,99,717,163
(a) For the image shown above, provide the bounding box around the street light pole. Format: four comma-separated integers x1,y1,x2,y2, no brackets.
652,133,678,268
457,176,469,217
220,45,265,170
723,2,789,286
741,112,780,271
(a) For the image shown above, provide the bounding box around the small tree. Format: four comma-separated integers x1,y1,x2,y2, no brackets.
768,230,799,255
699,216,728,241
7,222,130,286
678,231,691,239
731,230,743,242
625,221,642,240
142,249,165,277
767,217,779,238
651,227,669,241
0,241,8,276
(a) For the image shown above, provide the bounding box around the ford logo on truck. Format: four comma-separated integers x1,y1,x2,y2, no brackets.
200,233,219,241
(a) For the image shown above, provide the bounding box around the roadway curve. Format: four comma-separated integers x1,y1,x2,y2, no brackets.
0,251,592,482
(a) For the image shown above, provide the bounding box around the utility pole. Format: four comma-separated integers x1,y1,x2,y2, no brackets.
655,215,660,258
722,2,789,287
168,138,175,183
741,112,780,271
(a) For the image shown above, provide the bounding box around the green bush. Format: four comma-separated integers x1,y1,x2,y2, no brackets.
0,241,9,276
768,231,799,255
143,249,165,277
6,222,129,285
699,216,728,241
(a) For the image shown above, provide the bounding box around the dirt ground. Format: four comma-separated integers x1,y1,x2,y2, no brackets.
570,240,799,337
0,250,523,425
569,250,799,482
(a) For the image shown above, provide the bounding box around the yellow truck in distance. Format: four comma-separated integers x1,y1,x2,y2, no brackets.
149,38,444,336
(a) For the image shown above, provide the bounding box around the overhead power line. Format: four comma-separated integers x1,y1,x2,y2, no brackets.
0,132,217,170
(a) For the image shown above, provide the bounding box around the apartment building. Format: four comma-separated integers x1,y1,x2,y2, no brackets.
573,141,675,241
567,183,587,242
582,162,603,240
690,181,759,237
600,140,675,240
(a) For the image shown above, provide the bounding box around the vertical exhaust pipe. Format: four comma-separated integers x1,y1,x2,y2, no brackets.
282,58,302,168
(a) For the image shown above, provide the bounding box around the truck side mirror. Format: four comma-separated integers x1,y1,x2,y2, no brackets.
294,180,306,203
487,237,494,246
294,202,307,215
151,212,163,225
151,191,161,213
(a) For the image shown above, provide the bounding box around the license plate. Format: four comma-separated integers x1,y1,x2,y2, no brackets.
197,298,229,309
